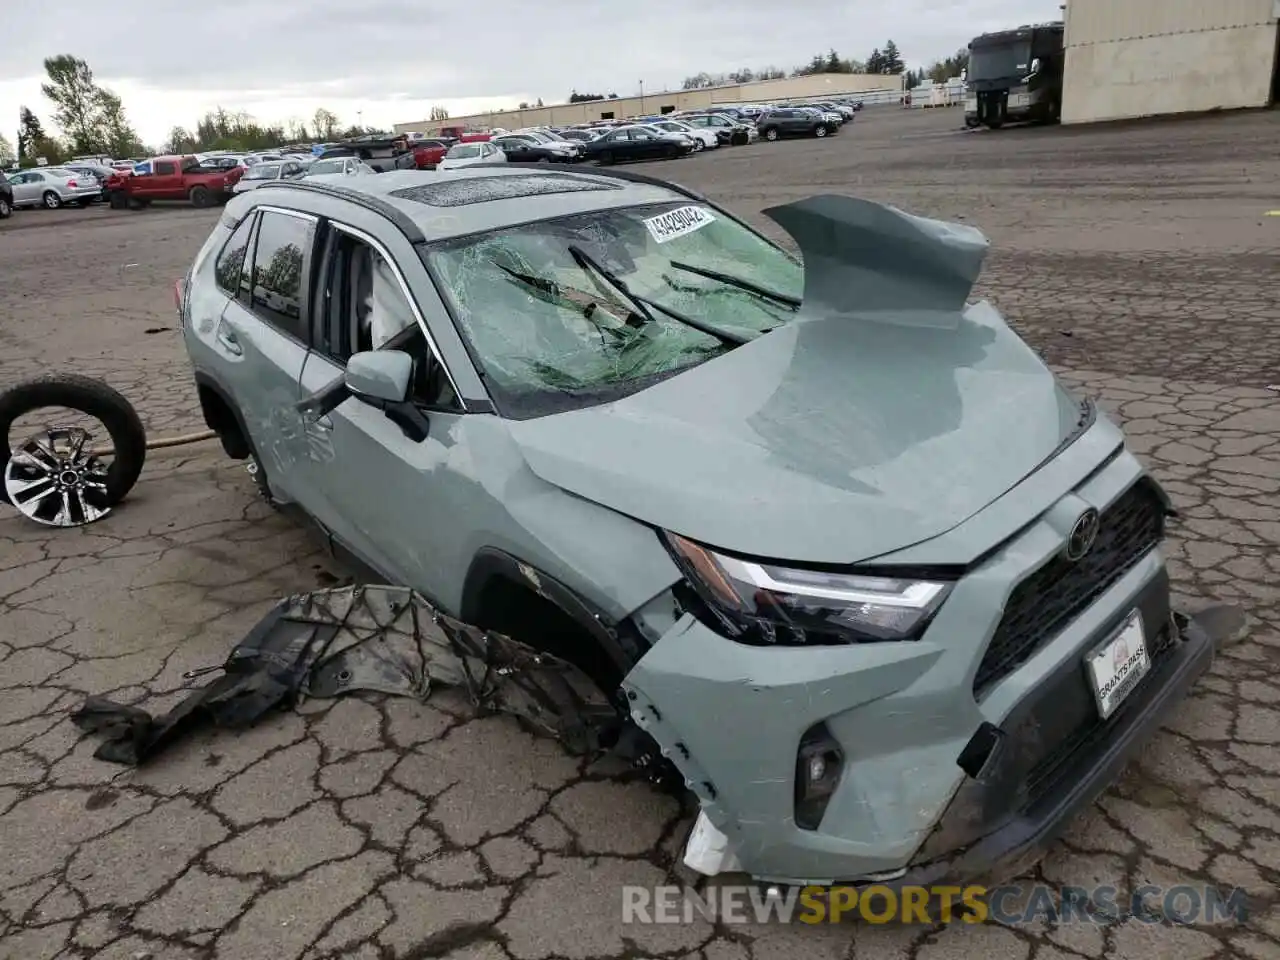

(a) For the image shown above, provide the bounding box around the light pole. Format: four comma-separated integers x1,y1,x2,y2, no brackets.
357,109,363,131
639,80,644,113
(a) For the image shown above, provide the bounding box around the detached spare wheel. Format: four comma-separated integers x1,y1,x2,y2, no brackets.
0,374,147,526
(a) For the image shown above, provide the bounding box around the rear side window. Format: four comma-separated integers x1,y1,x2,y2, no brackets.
215,214,256,297
248,211,314,341
154,161,177,175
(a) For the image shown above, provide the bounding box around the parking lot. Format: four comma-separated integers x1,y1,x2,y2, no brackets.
2,104,1279,960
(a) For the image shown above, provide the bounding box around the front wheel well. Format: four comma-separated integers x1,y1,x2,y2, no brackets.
469,575,623,693
196,382,251,459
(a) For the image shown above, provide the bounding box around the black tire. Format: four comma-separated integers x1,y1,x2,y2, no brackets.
109,191,128,210
0,374,147,507
763,127,779,142
0,195,11,219
189,185,211,207
597,150,614,165
815,125,828,138
43,191,62,209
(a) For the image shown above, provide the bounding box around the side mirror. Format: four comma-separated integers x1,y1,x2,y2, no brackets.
346,350,412,403
344,351,432,442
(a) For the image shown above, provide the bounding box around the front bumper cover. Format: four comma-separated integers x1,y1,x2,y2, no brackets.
624,572,1228,887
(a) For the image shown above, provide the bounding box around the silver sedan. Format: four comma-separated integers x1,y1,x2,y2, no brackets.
5,167,103,209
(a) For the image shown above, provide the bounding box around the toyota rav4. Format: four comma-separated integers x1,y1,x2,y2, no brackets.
177,166,1224,888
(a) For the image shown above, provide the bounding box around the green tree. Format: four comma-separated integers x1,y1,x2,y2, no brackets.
41,55,105,153
429,105,450,121
866,48,884,73
312,107,340,139
0,132,13,162
17,106,63,164
927,49,970,83
881,40,904,74
758,66,786,80
96,89,143,158
568,91,605,102
682,72,715,89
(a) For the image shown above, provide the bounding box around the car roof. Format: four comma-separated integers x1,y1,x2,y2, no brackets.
251,166,690,243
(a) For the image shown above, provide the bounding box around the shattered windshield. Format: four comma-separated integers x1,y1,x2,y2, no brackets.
425,201,803,417
969,40,1032,82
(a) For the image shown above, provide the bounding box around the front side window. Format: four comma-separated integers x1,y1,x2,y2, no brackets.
249,211,313,339
425,201,803,418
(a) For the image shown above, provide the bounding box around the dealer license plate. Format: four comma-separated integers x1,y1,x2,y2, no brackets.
965,98,977,112
1009,93,1031,108
1086,611,1150,719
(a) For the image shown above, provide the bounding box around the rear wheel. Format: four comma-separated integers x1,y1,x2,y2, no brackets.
815,125,828,138
764,127,779,141
0,195,11,219
597,150,614,165
43,191,62,209
189,185,212,207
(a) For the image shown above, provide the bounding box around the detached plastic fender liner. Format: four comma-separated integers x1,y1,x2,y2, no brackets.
761,195,989,329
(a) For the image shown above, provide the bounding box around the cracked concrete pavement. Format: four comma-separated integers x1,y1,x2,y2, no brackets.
1,106,1278,959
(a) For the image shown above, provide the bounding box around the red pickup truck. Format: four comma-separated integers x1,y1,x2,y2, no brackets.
106,155,244,209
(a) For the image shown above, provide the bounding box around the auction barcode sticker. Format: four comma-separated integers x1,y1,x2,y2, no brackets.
643,206,716,243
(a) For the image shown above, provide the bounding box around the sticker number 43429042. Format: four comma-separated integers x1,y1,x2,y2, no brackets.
643,205,716,244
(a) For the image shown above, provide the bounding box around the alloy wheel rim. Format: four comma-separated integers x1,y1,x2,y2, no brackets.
4,427,112,526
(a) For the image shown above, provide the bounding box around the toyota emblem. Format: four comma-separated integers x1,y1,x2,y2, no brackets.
1065,507,1100,561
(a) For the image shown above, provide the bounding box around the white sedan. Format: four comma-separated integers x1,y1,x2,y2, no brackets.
437,141,507,170
644,119,718,151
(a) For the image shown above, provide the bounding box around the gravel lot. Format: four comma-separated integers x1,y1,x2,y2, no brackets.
1,105,1278,960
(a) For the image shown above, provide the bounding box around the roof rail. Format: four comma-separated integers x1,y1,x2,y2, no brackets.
258,178,425,243
472,161,711,205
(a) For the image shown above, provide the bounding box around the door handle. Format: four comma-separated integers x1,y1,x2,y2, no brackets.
216,327,242,356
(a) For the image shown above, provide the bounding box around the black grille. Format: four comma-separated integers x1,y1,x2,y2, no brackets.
1022,623,1177,807
973,480,1165,695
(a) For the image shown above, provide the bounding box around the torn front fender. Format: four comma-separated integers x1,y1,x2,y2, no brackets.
762,195,989,328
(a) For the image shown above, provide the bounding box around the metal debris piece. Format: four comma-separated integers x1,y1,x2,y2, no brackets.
4,427,113,526
72,585,619,765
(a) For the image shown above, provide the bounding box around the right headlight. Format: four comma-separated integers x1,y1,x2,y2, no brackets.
665,532,954,646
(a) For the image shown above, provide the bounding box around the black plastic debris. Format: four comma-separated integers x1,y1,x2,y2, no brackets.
72,585,619,765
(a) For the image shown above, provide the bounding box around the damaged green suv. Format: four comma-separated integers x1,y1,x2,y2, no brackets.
179,166,1225,889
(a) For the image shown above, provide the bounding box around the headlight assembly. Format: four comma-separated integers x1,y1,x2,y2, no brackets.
665,532,953,645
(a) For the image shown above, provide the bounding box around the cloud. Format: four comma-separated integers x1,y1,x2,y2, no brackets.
1,0,1058,147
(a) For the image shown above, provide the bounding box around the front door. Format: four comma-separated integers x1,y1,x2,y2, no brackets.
212,208,319,502
293,222,471,596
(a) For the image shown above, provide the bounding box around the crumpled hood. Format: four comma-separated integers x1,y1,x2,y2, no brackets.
506,196,1086,564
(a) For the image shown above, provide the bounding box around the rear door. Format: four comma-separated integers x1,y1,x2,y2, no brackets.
214,207,319,502
10,173,38,205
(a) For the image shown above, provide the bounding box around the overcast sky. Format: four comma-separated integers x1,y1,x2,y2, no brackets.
1,0,1059,150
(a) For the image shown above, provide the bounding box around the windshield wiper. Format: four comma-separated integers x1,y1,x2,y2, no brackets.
668,260,801,308
566,245,748,347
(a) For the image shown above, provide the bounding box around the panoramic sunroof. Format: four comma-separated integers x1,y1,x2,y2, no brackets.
389,174,621,207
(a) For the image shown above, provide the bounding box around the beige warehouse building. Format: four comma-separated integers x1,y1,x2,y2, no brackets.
395,72,900,135
1062,0,1280,123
